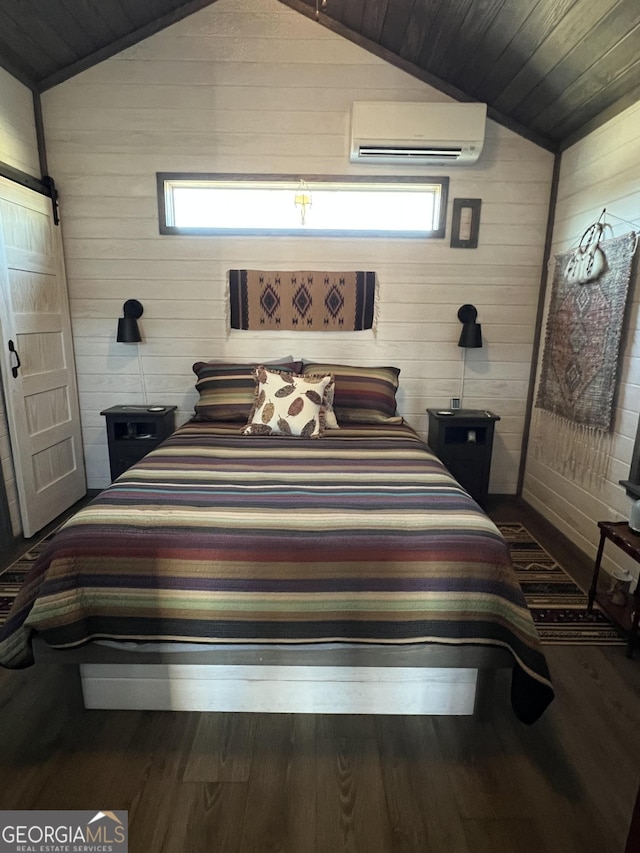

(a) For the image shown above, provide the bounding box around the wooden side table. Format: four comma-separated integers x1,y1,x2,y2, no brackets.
427,409,500,507
587,520,640,657
101,405,177,481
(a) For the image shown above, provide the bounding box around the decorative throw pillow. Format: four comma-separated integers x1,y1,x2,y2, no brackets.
323,382,340,429
243,367,334,438
191,360,302,422
301,363,401,424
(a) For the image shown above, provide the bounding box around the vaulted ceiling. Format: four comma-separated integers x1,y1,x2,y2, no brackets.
0,0,638,152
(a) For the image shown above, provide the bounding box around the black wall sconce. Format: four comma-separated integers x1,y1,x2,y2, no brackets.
117,299,143,343
457,304,482,405
457,304,482,348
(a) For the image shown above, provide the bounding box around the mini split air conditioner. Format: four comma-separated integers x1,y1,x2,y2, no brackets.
350,101,487,165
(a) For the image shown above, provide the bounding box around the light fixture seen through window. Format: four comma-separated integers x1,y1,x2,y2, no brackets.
294,179,312,225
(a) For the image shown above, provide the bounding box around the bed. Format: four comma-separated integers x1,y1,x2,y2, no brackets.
0,361,553,723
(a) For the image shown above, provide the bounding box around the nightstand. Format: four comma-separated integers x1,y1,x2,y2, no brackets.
101,405,177,481
588,521,640,657
427,409,500,506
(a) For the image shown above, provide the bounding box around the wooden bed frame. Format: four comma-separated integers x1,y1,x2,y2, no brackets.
33,638,513,715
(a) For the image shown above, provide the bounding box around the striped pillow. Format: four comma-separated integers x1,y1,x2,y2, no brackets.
192,360,302,422
302,363,401,424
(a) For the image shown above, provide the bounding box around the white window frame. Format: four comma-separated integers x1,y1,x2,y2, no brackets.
157,173,449,238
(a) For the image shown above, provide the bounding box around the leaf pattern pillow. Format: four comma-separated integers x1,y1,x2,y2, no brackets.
242,367,334,438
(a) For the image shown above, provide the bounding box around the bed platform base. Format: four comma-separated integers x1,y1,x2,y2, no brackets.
80,664,482,714
33,639,512,716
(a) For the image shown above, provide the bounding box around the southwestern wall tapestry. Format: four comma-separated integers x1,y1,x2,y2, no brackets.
228,270,377,332
533,231,637,480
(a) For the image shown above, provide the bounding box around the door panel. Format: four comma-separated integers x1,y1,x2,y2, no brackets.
0,177,86,537
0,387,14,550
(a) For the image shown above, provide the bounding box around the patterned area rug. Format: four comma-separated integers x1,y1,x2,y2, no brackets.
0,529,58,629
0,522,627,645
498,522,625,645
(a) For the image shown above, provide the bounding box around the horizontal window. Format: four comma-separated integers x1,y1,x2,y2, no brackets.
157,173,448,238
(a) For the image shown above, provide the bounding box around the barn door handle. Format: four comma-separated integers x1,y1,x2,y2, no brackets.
8,340,21,378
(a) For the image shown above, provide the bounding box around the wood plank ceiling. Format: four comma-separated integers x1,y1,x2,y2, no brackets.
291,0,640,151
0,0,638,152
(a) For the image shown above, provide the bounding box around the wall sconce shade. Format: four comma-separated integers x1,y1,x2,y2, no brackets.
117,299,143,342
458,321,483,348
457,304,483,348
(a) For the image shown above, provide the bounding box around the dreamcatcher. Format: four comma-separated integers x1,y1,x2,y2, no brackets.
564,213,607,284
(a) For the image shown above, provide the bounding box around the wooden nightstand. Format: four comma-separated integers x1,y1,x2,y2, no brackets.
101,405,177,481
427,409,500,506
587,520,640,657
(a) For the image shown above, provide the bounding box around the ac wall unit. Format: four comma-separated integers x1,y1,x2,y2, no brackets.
350,101,487,165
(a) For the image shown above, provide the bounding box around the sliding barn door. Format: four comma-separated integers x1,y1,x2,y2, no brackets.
0,176,85,537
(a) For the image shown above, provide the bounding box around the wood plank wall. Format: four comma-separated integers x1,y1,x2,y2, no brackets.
0,66,39,535
0,67,39,176
40,0,554,490
523,100,640,579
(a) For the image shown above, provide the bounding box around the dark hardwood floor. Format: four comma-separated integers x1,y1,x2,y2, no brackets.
0,496,639,852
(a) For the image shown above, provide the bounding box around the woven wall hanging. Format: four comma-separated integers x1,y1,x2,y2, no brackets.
533,230,637,481
228,270,377,332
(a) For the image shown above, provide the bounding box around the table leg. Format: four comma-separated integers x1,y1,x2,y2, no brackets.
588,531,606,611
627,587,640,659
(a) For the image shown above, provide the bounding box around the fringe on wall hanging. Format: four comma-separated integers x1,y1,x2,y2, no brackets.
530,409,613,486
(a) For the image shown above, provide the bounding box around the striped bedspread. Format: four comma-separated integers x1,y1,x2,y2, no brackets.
0,420,553,722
